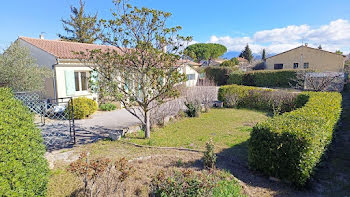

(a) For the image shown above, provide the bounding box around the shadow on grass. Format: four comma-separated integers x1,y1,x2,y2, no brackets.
167,139,310,197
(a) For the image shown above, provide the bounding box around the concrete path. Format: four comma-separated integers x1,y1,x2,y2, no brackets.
40,109,141,151
75,108,140,131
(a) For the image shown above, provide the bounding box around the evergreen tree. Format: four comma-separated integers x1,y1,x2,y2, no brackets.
242,44,253,62
318,45,322,49
261,48,266,60
336,50,343,55
58,0,99,43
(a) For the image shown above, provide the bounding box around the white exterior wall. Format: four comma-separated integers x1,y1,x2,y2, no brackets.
55,65,98,100
180,65,199,87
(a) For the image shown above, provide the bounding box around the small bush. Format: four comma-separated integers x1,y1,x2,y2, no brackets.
151,169,244,197
227,69,313,88
184,100,201,117
68,97,97,119
249,91,342,186
68,153,134,196
0,88,49,196
203,139,217,169
99,103,117,111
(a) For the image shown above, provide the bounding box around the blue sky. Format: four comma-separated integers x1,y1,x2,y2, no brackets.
1,0,350,54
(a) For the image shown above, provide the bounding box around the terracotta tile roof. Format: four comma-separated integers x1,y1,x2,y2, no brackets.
19,36,119,59
237,57,248,62
177,59,201,66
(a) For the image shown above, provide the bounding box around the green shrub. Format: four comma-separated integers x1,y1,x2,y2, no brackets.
228,69,313,88
99,103,117,111
68,97,98,119
0,88,49,196
203,139,217,169
220,59,238,67
184,100,201,117
205,66,237,85
151,169,245,197
212,179,246,197
248,91,342,186
218,85,300,114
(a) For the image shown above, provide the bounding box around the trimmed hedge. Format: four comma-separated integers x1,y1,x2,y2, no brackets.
68,97,98,119
249,91,342,186
205,66,238,85
228,69,312,88
0,88,49,196
218,85,304,113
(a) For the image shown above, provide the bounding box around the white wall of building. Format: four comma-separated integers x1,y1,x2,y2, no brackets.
180,65,199,87
55,65,98,100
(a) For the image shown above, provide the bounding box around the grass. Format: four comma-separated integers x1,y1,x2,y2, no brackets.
124,108,268,152
47,108,266,196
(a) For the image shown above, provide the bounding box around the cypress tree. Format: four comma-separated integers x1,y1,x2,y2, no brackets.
262,48,266,60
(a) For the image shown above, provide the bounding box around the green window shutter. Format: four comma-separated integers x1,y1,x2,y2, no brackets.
90,70,99,93
65,71,76,96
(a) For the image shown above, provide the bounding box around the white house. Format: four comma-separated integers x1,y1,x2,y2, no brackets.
17,36,199,100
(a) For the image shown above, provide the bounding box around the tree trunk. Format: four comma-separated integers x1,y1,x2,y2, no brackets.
144,110,151,139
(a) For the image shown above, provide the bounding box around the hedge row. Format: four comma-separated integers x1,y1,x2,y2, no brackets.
205,66,238,85
228,69,311,88
248,91,342,186
0,88,49,196
218,85,306,114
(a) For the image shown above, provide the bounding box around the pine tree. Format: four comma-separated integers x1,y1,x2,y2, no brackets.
262,48,266,60
318,45,322,49
58,0,99,43
242,44,253,62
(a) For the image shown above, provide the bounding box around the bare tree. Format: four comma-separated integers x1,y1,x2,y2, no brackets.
81,0,192,138
291,70,344,92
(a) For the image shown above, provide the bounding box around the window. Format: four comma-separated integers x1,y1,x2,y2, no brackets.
293,63,299,69
187,74,196,80
74,71,89,91
274,64,283,70
304,62,309,69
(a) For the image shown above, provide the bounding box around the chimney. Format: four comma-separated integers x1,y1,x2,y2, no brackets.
39,34,45,39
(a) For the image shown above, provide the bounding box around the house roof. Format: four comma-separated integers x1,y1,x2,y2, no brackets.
237,57,248,62
19,36,119,59
177,59,201,66
265,45,346,60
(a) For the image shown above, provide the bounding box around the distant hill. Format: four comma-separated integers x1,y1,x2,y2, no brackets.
221,51,241,59
221,51,276,60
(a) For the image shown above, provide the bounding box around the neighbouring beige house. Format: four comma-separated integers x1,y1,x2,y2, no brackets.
265,45,346,72
17,36,199,100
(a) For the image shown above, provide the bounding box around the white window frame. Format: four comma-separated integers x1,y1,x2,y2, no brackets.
187,74,196,81
74,71,89,95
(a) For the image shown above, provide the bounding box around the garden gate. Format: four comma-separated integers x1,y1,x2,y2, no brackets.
14,92,76,147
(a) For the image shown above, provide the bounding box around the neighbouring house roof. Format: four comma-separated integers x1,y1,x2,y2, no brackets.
177,59,201,67
19,36,119,59
265,45,346,60
237,57,248,62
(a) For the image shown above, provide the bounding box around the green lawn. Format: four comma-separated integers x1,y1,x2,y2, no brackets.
124,108,268,153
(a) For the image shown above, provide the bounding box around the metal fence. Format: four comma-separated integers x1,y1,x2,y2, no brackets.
14,92,76,146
